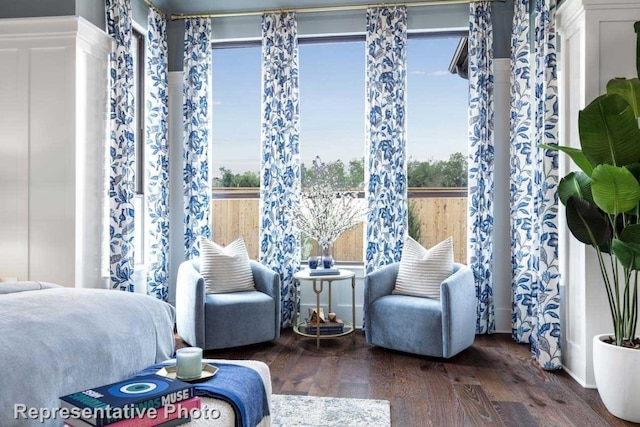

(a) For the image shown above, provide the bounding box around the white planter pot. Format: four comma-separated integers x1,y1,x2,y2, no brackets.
593,334,640,423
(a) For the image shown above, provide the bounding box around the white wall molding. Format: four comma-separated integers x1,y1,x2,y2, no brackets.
0,16,85,39
582,0,640,9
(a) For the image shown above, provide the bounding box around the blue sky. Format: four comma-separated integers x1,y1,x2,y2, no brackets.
211,36,468,175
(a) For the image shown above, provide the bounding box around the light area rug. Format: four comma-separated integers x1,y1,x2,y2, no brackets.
184,394,390,426
271,394,391,427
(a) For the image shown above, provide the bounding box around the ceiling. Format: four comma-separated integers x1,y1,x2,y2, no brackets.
152,0,448,15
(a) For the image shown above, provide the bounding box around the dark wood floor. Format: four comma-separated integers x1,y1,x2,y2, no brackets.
176,330,636,426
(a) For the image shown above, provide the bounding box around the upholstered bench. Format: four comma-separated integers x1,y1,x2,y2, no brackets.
189,359,272,426
140,359,272,427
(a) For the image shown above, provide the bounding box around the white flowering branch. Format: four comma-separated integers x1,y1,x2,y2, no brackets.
290,157,368,252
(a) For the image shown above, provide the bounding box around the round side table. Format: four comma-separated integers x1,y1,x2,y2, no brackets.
292,269,356,350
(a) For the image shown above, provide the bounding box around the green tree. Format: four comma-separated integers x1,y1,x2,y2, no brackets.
407,201,422,243
348,158,365,188
213,167,260,187
327,160,347,187
441,152,468,187
213,152,467,189
406,152,467,187
407,159,434,187
302,157,364,190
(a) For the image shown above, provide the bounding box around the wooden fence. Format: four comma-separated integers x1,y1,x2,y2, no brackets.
211,188,467,263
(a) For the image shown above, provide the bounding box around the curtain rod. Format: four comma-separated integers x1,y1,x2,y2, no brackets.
143,0,166,17
169,0,504,21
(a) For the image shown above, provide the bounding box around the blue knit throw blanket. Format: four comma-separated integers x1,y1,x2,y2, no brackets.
136,361,269,427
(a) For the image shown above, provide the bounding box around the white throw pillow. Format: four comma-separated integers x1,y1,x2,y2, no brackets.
393,236,454,299
198,236,256,294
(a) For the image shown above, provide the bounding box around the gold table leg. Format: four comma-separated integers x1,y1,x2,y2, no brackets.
293,278,298,339
313,280,324,350
352,275,356,343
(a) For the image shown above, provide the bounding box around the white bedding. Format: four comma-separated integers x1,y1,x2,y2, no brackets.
0,287,176,427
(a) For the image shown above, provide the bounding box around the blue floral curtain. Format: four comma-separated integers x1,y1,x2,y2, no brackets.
106,0,135,291
259,12,301,328
364,7,408,274
145,7,169,300
468,1,495,334
183,18,212,259
510,0,561,369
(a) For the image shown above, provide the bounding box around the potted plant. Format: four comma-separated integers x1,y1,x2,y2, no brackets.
542,22,640,422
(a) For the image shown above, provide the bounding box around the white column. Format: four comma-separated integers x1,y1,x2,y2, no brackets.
557,0,640,387
0,16,111,288
168,71,184,304
492,58,513,333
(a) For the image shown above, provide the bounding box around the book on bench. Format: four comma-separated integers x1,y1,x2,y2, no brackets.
60,374,194,427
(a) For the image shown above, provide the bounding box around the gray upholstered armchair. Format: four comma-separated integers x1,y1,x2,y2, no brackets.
364,262,476,358
176,259,281,350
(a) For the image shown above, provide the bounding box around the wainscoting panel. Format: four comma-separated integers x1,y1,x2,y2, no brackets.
75,44,109,289
0,48,29,281
0,16,111,287
28,45,75,285
557,0,640,387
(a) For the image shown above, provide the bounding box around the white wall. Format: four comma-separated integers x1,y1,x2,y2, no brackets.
493,59,513,333
168,71,183,304
0,16,111,287
557,0,640,387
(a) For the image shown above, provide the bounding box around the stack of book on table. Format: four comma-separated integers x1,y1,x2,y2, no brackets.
61,374,200,427
306,308,345,334
307,318,345,334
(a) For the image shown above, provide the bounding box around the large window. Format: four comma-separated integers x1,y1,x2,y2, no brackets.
207,35,469,264
299,39,365,190
299,39,365,262
211,44,262,187
407,35,468,188
406,35,468,263
210,45,262,258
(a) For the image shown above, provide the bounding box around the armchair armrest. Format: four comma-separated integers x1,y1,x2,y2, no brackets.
440,263,477,358
364,263,399,340
251,260,281,337
365,262,399,305
175,260,206,348
251,261,279,300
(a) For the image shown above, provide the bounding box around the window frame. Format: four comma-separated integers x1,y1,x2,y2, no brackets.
132,28,145,196
131,27,145,266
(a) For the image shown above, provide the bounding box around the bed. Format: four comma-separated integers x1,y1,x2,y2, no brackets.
0,284,176,427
